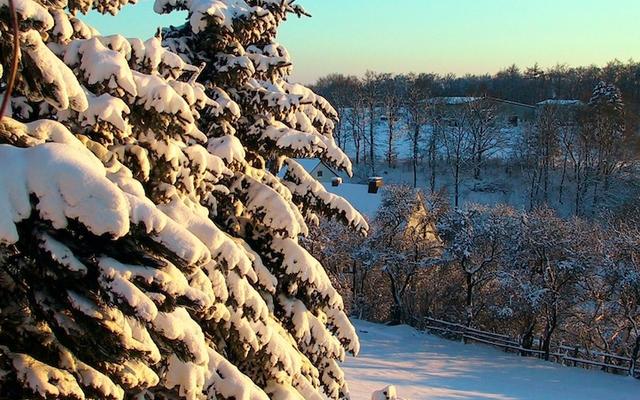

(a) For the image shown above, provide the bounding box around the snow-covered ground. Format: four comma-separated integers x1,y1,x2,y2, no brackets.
344,320,639,400
325,183,382,218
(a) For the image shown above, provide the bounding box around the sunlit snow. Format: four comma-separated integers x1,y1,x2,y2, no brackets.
345,320,639,400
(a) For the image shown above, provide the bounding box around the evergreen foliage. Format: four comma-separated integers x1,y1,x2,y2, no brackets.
0,1,365,399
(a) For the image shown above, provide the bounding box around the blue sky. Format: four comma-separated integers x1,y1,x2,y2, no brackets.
83,0,640,84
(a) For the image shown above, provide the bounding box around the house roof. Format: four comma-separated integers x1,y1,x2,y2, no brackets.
537,99,584,106
294,158,323,173
278,158,339,178
486,97,536,109
428,96,535,109
427,97,481,105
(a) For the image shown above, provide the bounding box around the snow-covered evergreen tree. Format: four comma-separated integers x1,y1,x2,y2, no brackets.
0,1,366,399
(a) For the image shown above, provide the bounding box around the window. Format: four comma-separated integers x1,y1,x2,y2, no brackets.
317,170,323,177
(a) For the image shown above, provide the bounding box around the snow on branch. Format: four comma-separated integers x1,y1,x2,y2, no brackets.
0,143,130,244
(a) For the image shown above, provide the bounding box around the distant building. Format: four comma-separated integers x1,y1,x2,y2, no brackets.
537,99,584,107
427,96,536,127
428,96,482,106
488,97,537,127
284,158,339,183
536,99,586,126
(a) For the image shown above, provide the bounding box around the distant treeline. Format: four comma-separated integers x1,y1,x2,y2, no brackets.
312,60,640,107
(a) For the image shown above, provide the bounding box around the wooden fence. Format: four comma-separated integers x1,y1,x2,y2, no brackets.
418,317,637,377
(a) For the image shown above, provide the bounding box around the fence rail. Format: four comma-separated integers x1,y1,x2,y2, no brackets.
420,317,638,377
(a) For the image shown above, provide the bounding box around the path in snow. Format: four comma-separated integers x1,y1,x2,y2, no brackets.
344,320,639,400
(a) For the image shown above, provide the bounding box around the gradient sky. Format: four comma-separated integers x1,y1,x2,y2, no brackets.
83,0,640,84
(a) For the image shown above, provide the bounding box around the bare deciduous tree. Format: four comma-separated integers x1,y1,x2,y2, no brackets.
380,74,405,169
362,70,381,174
467,99,503,180
404,74,430,188
441,106,472,208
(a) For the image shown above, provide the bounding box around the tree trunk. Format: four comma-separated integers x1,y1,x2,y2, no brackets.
559,154,567,204
387,272,403,325
465,271,474,327
387,117,394,168
543,151,549,203
369,105,375,175
529,168,537,210
353,128,360,164
535,163,542,198
454,159,460,208
412,140,418,188
412,127,420,188
592,178,599,214
351,260,357,315
357,269,369,320
542,308,557,361
520,318,537,356
575,165,582,216
474,151,482,180
429,135,437,193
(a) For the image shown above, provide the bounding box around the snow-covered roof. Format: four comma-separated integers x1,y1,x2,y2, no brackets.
428,97,481,105
324,183,382,219
537,99,584,106
278,158,339,179
278,158,319,178
294,158,322,173
486,97,536,109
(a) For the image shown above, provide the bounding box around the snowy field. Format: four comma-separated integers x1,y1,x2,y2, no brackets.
344,320,639,400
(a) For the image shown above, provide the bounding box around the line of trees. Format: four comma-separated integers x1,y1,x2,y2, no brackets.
306,186,640,366
314,60,640,112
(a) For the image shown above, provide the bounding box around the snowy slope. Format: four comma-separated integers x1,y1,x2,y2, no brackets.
325,183,382,219
344,320,639,400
